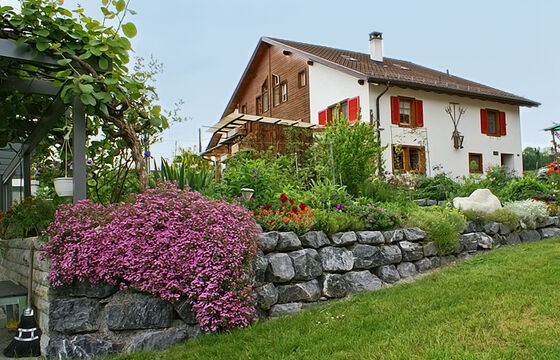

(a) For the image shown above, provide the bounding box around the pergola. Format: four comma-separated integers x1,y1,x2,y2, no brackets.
0,38,87,211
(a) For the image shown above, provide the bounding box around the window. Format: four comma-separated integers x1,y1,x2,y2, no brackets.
480,109,506,137
272,74,280,85
399,99,412,125
390,96,424,127
281,82,288,102
327,100,348,123
256,96,262,115
241,104,247,113
469,153,483,173
298,70,307,87
261,79,269,113
318,96,360,125
392,145,426,173
273,79,288,107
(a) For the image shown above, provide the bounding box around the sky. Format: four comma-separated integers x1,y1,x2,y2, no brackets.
5,0,560,160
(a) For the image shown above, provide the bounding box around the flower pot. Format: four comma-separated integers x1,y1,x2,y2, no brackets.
53,177,73,197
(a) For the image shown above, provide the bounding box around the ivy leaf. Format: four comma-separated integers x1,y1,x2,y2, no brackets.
80,93,97,106
58,8,72,17
115,0,126,12
36,40,50,52
99,103,109,116
150,117,162,127
79,83,94,94
98,57,109,70
35,29,50,37
122,23,137,38
57,58,72,66
79,51,92,60
100,7,111,16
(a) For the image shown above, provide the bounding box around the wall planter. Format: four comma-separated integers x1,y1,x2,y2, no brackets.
53,177,73,197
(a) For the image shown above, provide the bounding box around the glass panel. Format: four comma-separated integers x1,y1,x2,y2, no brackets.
340,102,348,120
263,91,269,112
273,86,281,106
400,101,410,124
488,111,496,134
409,149,419,171
393,146,404,170
281,83,288,102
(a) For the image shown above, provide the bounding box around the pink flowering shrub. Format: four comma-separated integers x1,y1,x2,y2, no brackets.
43,182,260,332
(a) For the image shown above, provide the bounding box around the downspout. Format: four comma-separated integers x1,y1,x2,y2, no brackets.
375,81,390,176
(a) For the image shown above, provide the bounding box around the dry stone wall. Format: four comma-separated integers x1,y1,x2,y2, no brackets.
2,215,560,359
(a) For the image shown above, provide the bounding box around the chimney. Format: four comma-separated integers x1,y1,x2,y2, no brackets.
369,32,383,62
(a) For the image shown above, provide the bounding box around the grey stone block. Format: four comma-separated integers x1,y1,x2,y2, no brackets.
397,262,417,278
289,248,322,280
399,241,423,261
344,271,382,294
415,258,433,273
402,227,426,241
351,244,378,269
269,303,302,317
318,247,354,272
459,233,479,251
483,222,500,236
277,232,302,251
383,230,404,243
253,252,268,287
105,292,173,330
258,232,279,252
49,298,100,334
477,233,494,249
440,255,456,266
539,227,560,239
376,265,400,283
299,231,330,248
266,253,295,283
174,299,198,324
331,232,358,246
423,242,439,257
51,282,118,299
519,230,541,242
321,273,348,298
126,328,187,352
47,334,114,359
277,280,321,303
256,283,278,310
356,231,385,244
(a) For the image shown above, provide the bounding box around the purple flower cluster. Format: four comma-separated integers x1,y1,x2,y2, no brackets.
43,182,260,332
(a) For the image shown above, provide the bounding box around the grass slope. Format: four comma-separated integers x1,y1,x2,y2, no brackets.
113,239,560,360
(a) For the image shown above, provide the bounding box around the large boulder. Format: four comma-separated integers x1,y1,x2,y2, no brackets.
126,328,187,353
331,232,358,246
321,273,348,298
266,253,295,283
105,292,173,330
318,247,354,272
276,280,321,303
47,335,114,359
351,244,378,269
258,232,279,253
299,231,330,248
50,298,100,334
255,283,278,310
375,265,400,283
356,231,385,244
269,303,302,317
452,189,502,214
276,232,302,251
399,241,423,261
343,271,382,294
288,249,323,280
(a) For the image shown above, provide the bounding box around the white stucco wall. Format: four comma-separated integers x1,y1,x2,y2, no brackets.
370,86,523,178
308,63,370,124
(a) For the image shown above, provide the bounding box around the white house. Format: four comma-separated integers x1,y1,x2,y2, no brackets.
204,32,539,177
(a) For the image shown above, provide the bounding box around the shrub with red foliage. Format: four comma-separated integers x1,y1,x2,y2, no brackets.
43,182,259,332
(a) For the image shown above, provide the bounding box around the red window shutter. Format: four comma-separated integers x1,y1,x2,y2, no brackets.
480,109,488,134
348,96,360,123
390,96,400,124
415,99,424,127
318,109,327,125
499,111,506,136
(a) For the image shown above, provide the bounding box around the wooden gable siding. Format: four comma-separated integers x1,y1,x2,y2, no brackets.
226,43,310,123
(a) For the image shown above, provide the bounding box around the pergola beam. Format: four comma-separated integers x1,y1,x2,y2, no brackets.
0,38,59,66
0,76,60,96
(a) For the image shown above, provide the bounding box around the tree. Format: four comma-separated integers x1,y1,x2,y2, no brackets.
522,147,555,171
0,0,181,192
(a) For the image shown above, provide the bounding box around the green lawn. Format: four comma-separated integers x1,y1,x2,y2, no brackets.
113,239,560,360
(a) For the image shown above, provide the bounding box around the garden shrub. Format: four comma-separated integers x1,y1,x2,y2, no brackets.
462,208,520,229
301,179,354,211
504,199,548,230
416,173,460,201
43,183,259,332
485,165,516,194
499,174,552,202
0,197,58,239
311,209,364,234
344,201,401,230
358,177,405,202
407,207,466,255
453,175,490,198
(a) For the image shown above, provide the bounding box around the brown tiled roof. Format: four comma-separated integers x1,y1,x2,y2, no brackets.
264,37,539,107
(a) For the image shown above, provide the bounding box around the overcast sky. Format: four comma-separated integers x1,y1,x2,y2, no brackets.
5,0,559,159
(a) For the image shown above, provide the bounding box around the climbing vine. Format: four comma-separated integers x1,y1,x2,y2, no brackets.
0,0,179,191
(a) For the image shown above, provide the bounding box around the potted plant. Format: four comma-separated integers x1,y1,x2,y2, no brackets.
53,124,73,197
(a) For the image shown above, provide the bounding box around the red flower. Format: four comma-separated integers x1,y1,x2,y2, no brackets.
289,198,294,204
280,193,288,203
299,202,306,210
292,206,299,214
265,204,272,209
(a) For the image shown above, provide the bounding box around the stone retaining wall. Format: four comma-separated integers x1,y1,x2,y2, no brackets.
0,237,51,352
2,215,560,359
253,216,560,318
